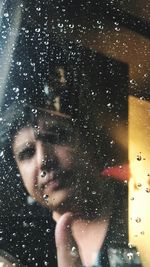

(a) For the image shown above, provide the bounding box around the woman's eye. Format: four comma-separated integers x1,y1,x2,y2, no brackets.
18,147,35,161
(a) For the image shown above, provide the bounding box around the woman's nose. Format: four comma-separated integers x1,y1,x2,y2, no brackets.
36,141,59,172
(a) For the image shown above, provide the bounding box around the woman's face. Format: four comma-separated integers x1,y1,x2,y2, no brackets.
12,113,93,211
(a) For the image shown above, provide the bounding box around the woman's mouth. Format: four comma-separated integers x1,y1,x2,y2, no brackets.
39,168,73,193
44,177,61,191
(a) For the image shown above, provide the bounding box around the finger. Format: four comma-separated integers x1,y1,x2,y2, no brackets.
55,212,81,267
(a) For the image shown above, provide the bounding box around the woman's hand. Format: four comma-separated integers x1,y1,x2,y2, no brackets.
54,212,82,267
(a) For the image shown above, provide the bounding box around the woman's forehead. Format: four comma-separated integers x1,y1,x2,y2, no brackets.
13,112,75,147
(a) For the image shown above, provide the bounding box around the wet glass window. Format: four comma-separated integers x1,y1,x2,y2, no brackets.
0,1,149,266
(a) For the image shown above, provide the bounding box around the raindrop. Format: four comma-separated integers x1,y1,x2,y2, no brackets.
115,27,120,31
30,222,35,227
135,217,141,223
140,231,144,235
69,24,74,29
44,262,48,266
4,13,9,17
44,41,49,45
58,23,63,28
16,61,21,66
46,228,50,233
130,79,135,84
41,171,47,178
0,151,4,157
130,197,134,201
36,7,41,11
35,28,41,32
136,154,142,161
136,251,140,256
92,191,96,195
128,242,133,248
127,252,133,260
137,183,142,188
107,103,111,107
43,194,49,201
31,109,37,114
145,188,150,193
72,246,76,252
13,87,19,93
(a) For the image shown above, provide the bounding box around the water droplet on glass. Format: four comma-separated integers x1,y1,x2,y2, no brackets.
71,246,78,257
16,61,21,66
69,24,74,29
128,242,133,248
41,171,47,178
136,154,142,161
23,73,28,76
58,23,63,28
127,252,133,260
115,27,120,31
43,194,49,201
13,87,19,93
35,28,41,32
146,188,150,193
140,231,144,235
36,7,41,11
30,222,35,227
130,79,135,84
0,151,4,157
92,191,96,195
135,217,141,223
4,13,9,17
107,103,111,107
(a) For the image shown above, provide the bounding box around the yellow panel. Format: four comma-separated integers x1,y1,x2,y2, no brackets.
129,95,150,267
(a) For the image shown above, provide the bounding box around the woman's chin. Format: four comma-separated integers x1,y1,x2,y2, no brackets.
40,187,73,211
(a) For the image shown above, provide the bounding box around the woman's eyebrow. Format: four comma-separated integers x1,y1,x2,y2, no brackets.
13,141,35,155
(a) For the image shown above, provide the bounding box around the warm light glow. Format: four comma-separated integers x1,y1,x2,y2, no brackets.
129,95,150,267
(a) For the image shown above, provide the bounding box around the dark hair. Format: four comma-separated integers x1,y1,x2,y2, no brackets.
0,101,35,147
0,100,78,149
